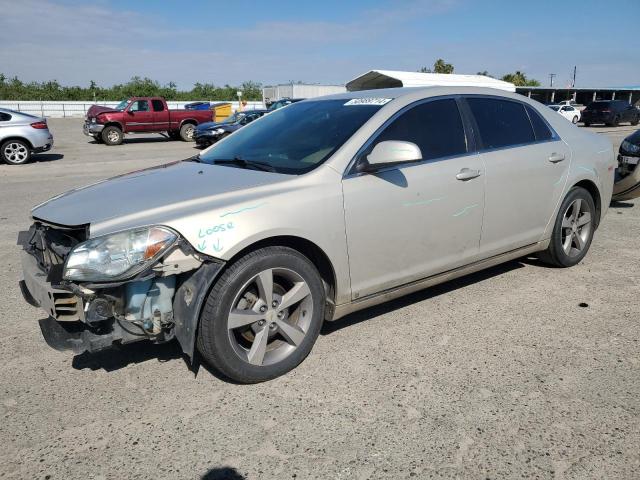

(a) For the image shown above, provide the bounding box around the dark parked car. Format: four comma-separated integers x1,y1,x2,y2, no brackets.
194,109,268,147
613,129,640,201
581,100,639,127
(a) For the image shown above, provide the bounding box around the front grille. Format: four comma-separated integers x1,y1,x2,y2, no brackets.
53,292,81,321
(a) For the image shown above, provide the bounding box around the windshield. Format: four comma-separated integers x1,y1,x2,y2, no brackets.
199,99,384,174
115,99,130,111
221,112,244,124
549,106,560,111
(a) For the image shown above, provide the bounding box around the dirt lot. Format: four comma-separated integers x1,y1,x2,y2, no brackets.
1,120,638,479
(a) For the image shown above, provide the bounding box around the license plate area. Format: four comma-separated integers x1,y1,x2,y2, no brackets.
620,155,639,165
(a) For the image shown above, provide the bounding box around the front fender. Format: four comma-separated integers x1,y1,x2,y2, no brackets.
173,261,225,359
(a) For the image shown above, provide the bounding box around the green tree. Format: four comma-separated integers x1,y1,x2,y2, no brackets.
418,59,454,74
501,71,541,87
433,58,454,74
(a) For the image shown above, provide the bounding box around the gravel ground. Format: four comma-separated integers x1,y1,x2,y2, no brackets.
0,119,638,480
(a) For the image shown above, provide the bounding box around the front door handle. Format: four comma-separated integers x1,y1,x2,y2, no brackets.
456,168,482,181
548,153,565,163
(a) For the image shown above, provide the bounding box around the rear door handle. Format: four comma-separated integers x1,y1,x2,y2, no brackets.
548,153,565,163
456,168,482,181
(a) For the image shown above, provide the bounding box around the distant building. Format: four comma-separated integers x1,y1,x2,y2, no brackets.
262,84,346,104
516,86,640,106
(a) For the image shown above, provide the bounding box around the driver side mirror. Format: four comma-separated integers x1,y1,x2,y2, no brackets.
357,140,422,173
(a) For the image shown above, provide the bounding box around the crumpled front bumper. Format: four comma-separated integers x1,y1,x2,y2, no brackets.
83,121,105,136
19,230,225,358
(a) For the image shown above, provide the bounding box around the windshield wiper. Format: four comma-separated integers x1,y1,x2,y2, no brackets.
213,157,276,172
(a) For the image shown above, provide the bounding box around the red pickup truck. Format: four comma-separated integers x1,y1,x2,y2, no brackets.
83,97,213,146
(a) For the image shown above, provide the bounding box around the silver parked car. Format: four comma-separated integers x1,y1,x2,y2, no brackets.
0,108,54,165
19,87,614,383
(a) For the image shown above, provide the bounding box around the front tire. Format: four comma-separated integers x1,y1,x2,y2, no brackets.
572,116,579,124
179,123,195,142
197,246,325,383
539,187,596,267
101,126,123,146
1,139,31,165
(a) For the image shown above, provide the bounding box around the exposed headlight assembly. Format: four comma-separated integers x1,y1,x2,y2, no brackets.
63,226,177,282
621,140,640,154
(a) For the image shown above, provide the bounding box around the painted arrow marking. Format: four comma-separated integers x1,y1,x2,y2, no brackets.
197,239,207,251
212,238,222,252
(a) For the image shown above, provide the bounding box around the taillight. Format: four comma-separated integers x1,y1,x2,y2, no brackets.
30,121,48,129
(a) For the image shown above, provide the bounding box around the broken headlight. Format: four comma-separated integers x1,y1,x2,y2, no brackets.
63,226,177,282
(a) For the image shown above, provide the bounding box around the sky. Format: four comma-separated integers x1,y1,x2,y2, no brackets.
1,0,638,90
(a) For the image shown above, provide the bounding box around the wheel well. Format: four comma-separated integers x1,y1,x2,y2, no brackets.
225,236,337,308
573,180,602,228
0,136,34,149
180,119,197,128
103,122,122,131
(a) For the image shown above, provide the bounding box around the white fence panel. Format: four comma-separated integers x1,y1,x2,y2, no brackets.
0,100,265,118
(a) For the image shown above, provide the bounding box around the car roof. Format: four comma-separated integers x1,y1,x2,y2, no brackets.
309,86,530,104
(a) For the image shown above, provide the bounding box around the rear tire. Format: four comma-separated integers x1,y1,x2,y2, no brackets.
101,126,123,146
538,187,596,267
572,116,579,124
1,139,31,165
179,123,195,142
197,246,325,383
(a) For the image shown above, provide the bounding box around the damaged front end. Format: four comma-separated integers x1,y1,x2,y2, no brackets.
18,221,223,359
613,139,640,201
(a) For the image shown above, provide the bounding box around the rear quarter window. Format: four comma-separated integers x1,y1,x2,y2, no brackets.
467,97,535,150
526,106,555,142
0,112,11,121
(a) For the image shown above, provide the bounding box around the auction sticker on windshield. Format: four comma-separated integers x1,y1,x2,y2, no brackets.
344,98,392,106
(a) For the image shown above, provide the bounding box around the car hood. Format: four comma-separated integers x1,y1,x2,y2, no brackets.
624,129,640,146
86,105,120,118
197,121,236,130
32,160,292,235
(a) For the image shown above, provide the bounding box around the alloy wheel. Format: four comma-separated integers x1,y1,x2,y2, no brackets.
3,142,28,163
561,198,592,257
226,268,313,366
107,130,120,143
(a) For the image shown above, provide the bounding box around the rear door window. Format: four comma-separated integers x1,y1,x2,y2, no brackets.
152,100,165,112
467,97,535,149
372,98,468,161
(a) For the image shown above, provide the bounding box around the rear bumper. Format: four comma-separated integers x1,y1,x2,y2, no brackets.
581,113,614,124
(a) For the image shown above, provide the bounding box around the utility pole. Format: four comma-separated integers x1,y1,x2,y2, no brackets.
572,66,577,87
549,73,556,87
